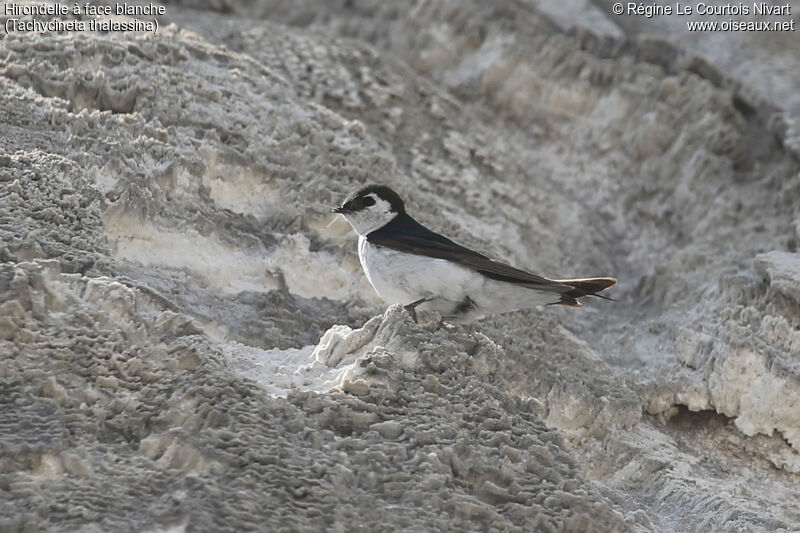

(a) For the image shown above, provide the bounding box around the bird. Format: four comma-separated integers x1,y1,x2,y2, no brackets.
332,184,616,322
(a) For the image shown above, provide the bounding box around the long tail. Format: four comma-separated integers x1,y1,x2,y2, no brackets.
551,277,617,307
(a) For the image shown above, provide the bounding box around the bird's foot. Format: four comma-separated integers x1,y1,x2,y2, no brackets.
403,298,429,323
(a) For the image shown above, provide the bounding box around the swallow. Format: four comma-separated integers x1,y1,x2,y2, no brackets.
333,184,616,321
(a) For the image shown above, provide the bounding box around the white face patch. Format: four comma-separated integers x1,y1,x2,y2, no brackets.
340,194,397,236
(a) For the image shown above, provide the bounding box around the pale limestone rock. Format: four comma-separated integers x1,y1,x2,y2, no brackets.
1,1,799,531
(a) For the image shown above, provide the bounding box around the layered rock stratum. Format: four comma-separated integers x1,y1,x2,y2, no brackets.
1,1,799,531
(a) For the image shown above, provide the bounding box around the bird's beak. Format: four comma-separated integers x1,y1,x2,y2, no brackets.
331,206,346,214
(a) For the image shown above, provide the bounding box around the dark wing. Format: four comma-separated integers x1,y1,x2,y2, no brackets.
367,214,571,294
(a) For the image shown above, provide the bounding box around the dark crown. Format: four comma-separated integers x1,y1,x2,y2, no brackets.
345,184,405,213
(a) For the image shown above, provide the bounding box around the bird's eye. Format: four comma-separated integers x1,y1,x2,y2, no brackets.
363,196,376,207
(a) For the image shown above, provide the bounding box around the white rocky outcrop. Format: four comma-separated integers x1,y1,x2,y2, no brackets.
1,1,799,531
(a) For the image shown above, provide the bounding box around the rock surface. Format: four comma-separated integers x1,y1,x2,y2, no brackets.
1,1,799,531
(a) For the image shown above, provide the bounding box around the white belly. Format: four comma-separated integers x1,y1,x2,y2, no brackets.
357,237,561,319
358,237,476,303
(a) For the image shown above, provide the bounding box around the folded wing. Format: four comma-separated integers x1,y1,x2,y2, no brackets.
367,214,617,303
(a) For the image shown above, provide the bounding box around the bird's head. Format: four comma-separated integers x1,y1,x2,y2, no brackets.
332,184,405,235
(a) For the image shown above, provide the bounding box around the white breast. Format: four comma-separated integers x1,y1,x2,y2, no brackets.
358,237,480,306
357,236,562,319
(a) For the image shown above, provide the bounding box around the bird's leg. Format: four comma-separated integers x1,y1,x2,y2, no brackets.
403,297,429,323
